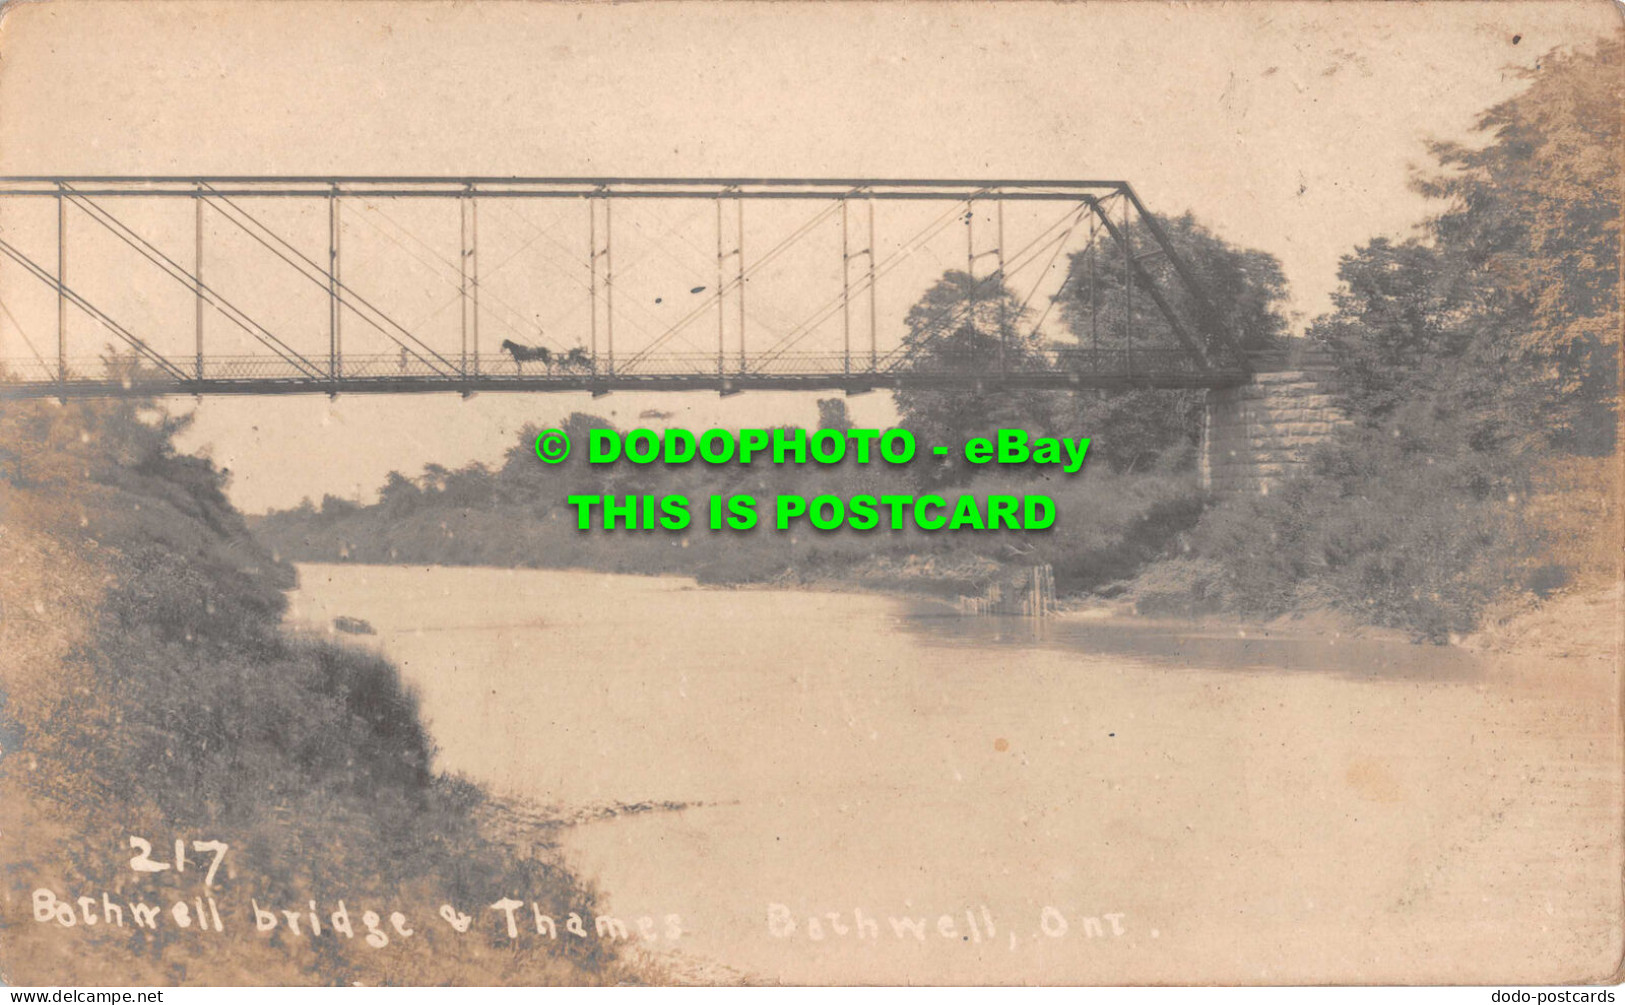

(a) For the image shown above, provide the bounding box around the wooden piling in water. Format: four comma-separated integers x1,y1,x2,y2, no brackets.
959,565,1054,617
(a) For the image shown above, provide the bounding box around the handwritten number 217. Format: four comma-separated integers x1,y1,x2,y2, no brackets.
129,836,229,887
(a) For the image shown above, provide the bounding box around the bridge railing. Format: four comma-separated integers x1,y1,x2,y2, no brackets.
878,346,1224,376
1,344,1249,397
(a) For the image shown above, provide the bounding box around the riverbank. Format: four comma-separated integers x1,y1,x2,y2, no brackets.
1065,578,1623,663
1460,581,1623,662
0,401,645,986
535,544,1622,664
287,534,1622,665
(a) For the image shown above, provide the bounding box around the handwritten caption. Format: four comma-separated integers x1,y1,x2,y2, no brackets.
30,835,1137,955
30,835,682,949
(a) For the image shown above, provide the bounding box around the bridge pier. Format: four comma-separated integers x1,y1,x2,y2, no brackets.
1199,345,1345,498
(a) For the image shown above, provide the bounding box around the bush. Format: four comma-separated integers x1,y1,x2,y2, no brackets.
1129,557,1231,617
1173,403,1579,641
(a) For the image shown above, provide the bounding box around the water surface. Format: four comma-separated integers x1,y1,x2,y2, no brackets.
287,563,1621,984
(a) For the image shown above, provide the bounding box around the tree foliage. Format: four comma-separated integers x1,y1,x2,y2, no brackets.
1307,238,1478,421
1316,33,1621,453
890,213,1290,475
1057,210,1289,359
1051,212,1289,471
1187,32,1624,638
890,270,1043,477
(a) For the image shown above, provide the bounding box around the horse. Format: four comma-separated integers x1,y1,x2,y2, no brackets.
501,339,551,373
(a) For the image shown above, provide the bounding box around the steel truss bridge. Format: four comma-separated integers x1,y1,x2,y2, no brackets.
0,177,1251,399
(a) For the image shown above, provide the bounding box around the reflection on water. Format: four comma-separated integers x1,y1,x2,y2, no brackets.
896,601,1488,682
286,563,1618,985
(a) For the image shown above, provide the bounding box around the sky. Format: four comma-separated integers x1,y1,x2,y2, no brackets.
0,1,1618,512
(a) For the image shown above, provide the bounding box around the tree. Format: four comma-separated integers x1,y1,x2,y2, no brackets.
891,271,1046,480
1410,33,1621,453
438,462,496,509
1308,238,1478,422
891,214,1290,476
1192,32,1624,636
495,412,625,504
319,493,359,519
1058,211,1289,360
418,463,452,494
1051,212,1290,471
816,397,853,432
377,470,422,518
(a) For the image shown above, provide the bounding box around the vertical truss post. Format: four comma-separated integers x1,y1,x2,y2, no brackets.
194,188,204,382
716,197,725,378
604,197,614,376
996,192,1007,373
327,185,341,384
55,183,66,392
459,194,469,377
841,197,851,376
736,195,745,371
588,196,598,368
867,195,877,373
965,198,974,278
470,189,480,377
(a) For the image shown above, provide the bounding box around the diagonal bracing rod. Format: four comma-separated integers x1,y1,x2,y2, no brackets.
1117,183,1249,364
201,186,460,376
0,236,191,381
1083,195,1210,370
62,189,325,378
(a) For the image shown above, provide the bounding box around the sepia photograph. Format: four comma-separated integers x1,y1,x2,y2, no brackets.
0,0,1620,990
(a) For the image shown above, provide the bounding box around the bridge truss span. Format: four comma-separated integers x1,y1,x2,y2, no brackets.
0,176,1251,399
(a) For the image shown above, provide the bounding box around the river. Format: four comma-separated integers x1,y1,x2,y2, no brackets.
285,562,1621,985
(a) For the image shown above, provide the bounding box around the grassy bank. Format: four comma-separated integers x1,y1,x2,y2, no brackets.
0,399,643,986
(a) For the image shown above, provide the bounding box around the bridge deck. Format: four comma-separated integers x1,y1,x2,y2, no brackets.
1,349,1250,399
